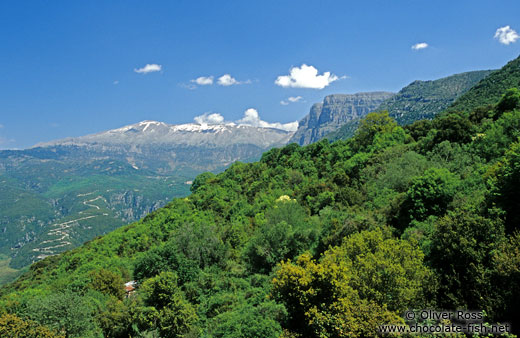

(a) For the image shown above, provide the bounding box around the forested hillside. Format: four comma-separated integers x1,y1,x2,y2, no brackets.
378,70,494,124
449,55,520,112
327,70,494,142
1,82,519,337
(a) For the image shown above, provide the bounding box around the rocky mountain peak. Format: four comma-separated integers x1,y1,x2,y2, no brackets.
289,91,395,145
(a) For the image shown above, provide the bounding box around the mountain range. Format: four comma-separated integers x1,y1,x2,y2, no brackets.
294,70,493,144
448,55,520,112
1,56,517,283
0,121,292,275
1,54,520,337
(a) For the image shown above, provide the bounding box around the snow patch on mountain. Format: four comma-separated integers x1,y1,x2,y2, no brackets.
34,119,295,149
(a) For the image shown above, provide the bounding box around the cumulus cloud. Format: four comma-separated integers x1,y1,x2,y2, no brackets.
217,74,238,86
192,110,298,132
281,96,303,105
194,113,225,125
217,74,251,86
411,42,429,50
237,108,298,131
494,26,519,45
185,74,251,89
192,76,214,85
275,64,340,89
134,64,162,74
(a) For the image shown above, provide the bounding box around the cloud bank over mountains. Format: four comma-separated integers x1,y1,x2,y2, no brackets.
194,109,298,132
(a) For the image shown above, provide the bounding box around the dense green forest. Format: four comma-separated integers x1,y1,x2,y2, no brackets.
448,55,520,113
1,85,520,336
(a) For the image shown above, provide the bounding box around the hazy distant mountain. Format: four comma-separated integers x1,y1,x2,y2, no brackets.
326,70,494,142
289,92,395,145
36,120,294,172
0,121,293,275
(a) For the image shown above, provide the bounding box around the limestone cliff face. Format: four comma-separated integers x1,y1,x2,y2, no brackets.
326,70,494,142
289,92,395,145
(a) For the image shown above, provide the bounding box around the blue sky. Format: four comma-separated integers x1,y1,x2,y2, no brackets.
1,0,520,149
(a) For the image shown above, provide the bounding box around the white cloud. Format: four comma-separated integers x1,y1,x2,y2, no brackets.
113,80,119,85
217,74,252,86
134,64,162,74
0,124,3,129
184,74,251,88
494,26,519,45
192,76,214,85
275,64,340,89
237,108,298,132
193,109,298,132
288,96,303,103
411,42,429,50
281,96,303,105
218,74,238,86
194,113,225,125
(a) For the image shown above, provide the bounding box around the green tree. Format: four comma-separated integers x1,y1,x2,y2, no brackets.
172,222,228,270
490,141,520,233
272,229,430,337
429,210,505,311
0,313,64,338
97,297,142,338
490,232,520,325
431,113,474,145
398,167,458,227
495,87,520,115
134,241,199,284
472,110,520,160
190,172,216,193
88,268,125,300
23,291,97,338
209,302,283,338
141,272,198,337
352,111,398,151
245,198,318,273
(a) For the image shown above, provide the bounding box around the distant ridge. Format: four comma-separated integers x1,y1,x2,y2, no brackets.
36,120,293,149
0,120,294,271
379,70,494,124
448,55,520,113
289,92,395,145
327,70,493,142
